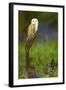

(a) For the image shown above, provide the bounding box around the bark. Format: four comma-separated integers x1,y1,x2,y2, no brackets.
25,33,38,78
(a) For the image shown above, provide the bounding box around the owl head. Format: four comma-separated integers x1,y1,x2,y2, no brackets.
31,18,38,25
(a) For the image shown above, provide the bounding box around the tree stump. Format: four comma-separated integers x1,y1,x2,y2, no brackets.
25,33,38,78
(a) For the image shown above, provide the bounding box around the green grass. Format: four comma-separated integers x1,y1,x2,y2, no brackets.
18,40,58,79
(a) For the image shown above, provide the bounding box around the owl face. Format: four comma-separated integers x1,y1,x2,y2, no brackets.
31,18,38,25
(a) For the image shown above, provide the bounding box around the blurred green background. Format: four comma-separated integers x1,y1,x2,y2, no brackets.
18,11,58,79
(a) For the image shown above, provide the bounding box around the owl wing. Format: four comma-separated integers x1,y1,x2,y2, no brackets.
27,24,35,40
26,24,37,51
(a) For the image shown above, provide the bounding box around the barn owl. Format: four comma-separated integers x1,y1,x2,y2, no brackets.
27,18,38,40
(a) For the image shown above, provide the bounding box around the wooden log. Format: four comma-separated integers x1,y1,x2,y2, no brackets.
25,33,38,78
